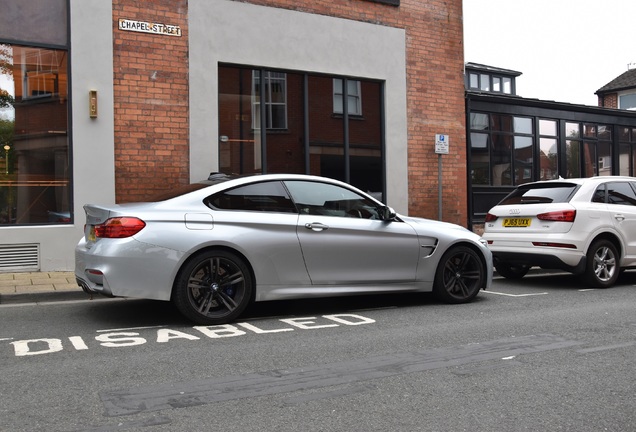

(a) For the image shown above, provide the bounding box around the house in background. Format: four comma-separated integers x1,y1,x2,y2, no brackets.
464,63,521,97
596,66,636,110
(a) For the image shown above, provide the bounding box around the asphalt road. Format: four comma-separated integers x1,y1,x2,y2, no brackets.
1,271,635,432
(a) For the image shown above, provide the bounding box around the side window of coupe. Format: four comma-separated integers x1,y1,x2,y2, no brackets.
206,181,297,213
284,180,381,219
607,182,636,206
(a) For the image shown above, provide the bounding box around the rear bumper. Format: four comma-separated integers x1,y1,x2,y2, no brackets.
492,251,586,274
74,237,184,301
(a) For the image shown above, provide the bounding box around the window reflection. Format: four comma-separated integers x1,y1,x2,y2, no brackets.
470,113,489,130
480,74,490,91
539,119,557,136
566,122,579,138
218,67,261,174
539,138,558,180
218,66,384,200
598,142,612,176
514,136,533,184
513,117,532,134
566,140,580,178
468,112,536,186
502,77,511,94
491,135,512,186
0,44,70,225
618,128,636,176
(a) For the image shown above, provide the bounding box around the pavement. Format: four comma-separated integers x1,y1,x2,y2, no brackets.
0,271,91,304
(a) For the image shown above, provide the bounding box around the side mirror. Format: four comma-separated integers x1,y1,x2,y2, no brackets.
379,206,396,221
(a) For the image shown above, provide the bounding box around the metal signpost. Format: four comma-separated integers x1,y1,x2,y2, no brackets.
435,134,449,221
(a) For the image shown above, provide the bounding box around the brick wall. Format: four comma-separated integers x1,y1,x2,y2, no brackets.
598,93,618,109
111,0,467,225
112,0,189,202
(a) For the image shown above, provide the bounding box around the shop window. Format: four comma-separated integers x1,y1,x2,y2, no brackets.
219,65,384,200
468,113,535,186
567,122,612,177
0,44,70,225
539,119,558,180
618,126,636,176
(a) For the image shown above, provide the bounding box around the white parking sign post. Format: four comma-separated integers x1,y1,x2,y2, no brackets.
435,134,449,221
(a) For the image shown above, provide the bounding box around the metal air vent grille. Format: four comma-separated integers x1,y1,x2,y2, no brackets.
0,244,40,272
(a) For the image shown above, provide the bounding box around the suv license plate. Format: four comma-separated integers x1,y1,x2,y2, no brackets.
503,218,531,227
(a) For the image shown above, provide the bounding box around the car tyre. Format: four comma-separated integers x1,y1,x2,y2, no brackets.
433,245,484,304
583,239,619,288
495,262,530,279
172,250,253,325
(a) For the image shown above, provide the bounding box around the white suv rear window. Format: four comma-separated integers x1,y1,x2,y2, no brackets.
498,183,578,205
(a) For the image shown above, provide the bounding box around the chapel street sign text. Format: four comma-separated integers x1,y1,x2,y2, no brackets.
118,19,182,37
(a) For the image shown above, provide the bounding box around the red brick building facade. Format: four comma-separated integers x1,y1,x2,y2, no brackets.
112,0,190,201
111,0,468,225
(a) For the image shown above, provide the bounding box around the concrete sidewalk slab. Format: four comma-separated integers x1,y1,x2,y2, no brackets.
0,271,90,304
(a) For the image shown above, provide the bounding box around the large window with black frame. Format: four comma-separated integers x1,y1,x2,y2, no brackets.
218,65,385,201
469,112,534,186
0,0,70,225
565,122,612,178
619,126,636,176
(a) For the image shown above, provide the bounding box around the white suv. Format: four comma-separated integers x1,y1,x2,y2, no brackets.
482,176,636,287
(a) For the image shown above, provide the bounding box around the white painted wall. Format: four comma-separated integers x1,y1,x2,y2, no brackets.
189,0,408,213
0,0,115,271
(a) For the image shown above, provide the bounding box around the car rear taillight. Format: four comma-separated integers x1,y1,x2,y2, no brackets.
537,210,576,222
94,217,146,238
484,213,498,222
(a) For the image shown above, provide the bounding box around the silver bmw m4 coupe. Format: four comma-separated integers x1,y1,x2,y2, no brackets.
75,174,492,324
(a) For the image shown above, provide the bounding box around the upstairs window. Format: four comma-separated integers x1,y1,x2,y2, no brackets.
619,92,636,110
467,72,514,95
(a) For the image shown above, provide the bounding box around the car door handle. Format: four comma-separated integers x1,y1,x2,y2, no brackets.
614,214,625,221
305,222,329,231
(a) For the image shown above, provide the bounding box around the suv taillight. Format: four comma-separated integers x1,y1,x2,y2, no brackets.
94,217,146,238
537,210,576,222
484,213,498,222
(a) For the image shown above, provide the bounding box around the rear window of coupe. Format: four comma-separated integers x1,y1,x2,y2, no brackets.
205,181,297,213
498,183,578,205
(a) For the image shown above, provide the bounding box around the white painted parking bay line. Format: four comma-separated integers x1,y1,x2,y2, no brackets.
484,291,548,297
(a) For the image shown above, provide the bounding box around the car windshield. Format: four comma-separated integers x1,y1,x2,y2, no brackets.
498,183,578,205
